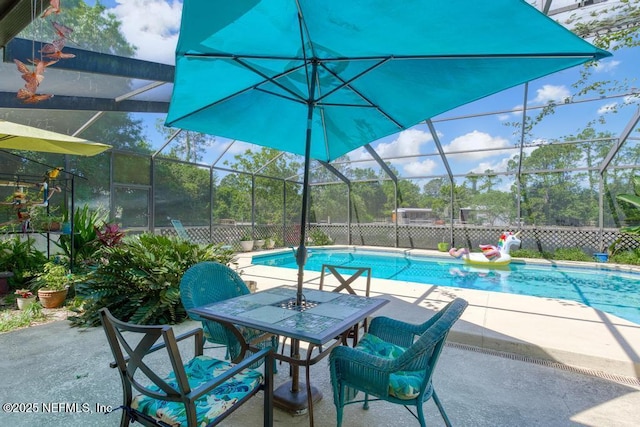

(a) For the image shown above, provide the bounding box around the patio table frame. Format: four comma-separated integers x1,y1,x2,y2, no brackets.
190,285,388,427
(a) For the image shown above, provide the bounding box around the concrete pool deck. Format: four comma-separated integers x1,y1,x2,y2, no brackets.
242,247,640,380
1,248,639,426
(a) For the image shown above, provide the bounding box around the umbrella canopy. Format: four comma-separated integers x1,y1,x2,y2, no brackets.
166,0,610,302
0,120,111,156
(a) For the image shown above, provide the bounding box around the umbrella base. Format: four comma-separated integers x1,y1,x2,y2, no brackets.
274,381,322,415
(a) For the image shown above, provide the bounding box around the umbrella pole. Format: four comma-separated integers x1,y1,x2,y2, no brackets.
274,61,323,419
295,61,318,307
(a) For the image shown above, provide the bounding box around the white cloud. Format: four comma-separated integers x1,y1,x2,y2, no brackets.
112,0,182,64
593,59,620,73
351,128,433,161
444,130,511,160
531,84,571,105
469,157,512,174
402,159,438,177
372,128,433,159
597,102,617,114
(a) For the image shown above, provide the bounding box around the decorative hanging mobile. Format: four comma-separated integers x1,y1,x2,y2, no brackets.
14,0,75,104
0,167,64,231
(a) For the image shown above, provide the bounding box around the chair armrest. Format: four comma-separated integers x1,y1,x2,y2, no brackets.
187,347,274,401
109,327,204,368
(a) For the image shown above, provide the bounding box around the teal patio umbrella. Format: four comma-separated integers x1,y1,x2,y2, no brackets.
166,0,608,306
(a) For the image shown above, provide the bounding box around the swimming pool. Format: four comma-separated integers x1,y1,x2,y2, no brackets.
252,247,640,325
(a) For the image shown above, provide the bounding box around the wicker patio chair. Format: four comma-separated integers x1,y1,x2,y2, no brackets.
99,308,274,427
319,264,372,346
329,298,468,427
180,261,279,365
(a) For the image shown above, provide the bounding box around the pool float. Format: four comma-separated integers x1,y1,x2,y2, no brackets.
449,231,521,267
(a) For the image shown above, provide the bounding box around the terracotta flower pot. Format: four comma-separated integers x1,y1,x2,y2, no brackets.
37,288,68,308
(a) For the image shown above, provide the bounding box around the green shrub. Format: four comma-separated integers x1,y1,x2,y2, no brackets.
309,229,333,246
70,234,235,327
0,236,47,287
609,249,640,265
510,248,549,259
552,247,592,262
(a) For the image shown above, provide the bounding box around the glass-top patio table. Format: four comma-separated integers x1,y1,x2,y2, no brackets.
190,285,389,426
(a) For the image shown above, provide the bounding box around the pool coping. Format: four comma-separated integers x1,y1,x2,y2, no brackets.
243,246,640,380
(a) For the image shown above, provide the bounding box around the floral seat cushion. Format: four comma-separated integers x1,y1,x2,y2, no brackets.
356,334,424,400
132,355,263,427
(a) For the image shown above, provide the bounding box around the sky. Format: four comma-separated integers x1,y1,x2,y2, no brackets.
89,0,639,182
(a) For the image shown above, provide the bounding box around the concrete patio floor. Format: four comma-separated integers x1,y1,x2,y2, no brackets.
1,249,639,426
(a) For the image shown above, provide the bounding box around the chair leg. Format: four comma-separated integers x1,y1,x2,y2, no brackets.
432,390,452,427
336,384,345,427
416,402,427,427
119,411,129,427
363,393,370,410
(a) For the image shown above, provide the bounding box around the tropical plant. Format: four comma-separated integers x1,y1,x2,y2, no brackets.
617,175,640,233
70,234,236,327
56,204,106,265
29,261,73,292
94,222,125,247
0,236,47,287
14,289,34,299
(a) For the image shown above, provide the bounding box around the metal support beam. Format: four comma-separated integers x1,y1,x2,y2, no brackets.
426,119,454,244
0,92,169,112
364,144,397,247
516,83,529,228
319,160,351,243
364,144,397,183
4,38,174,81
599,106,640,175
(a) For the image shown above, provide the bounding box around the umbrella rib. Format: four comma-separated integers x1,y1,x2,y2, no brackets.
167,60,309,125
294,0,315,99
318,61,405,130
233,57,308,103
315,57,391,104
254,88,306,105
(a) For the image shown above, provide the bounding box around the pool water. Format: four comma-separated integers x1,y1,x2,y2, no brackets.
252,248,640,325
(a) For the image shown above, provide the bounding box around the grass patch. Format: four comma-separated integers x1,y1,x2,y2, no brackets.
0,301,48,333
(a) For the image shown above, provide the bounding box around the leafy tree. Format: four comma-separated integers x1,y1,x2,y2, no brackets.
218,148,302,226
3,0,149,214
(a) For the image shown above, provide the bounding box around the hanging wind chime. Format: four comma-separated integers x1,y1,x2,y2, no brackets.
14,0,75,104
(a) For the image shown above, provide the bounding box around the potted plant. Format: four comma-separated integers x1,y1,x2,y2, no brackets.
266,235,276,249
29,206,64,232
254,238,265,250
30,261,72,308
437,241,450,252
14,288,36,310
239,233,254,252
